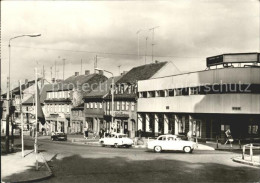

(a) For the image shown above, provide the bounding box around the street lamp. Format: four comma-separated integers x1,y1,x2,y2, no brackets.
95,68,114,132
5,34,41,154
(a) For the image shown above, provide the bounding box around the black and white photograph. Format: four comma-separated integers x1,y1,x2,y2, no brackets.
0,0,260,182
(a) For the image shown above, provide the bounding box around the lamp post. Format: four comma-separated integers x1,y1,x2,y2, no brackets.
95,68,114,132
6,34,41,153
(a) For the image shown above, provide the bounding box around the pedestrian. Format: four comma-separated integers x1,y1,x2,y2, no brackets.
84,127,88,139
224,129,233,147
187,130,192,141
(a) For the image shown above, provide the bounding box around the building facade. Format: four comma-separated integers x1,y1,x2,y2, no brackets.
137,53,260,141
103,61,181,138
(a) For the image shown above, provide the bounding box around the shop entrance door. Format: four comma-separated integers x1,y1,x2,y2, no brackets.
124,121,128,134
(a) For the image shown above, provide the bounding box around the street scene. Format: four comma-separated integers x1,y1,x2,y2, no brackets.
1,1,260,183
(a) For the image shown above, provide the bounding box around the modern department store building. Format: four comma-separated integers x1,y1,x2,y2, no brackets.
137,53,260,141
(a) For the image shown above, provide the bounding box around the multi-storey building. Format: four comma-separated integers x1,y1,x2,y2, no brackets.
44,71,107,134
137,53,260,141
103,61,181,137
83,76,122,136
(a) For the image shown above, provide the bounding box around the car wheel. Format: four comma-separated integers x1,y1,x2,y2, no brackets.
114,143,118,148
183,146,192,153
154,146,162,153
100,141,105,147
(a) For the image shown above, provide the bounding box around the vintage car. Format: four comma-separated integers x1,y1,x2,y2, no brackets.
147,134,196,153
99,133,134,148
51,132,67,141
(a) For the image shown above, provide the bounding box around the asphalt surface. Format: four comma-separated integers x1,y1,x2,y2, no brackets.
15,138,259,183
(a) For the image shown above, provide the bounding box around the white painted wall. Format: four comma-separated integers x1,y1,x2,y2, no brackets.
138,94,260,114
138,67,260,91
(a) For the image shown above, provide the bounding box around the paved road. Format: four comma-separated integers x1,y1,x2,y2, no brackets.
22,139,260,183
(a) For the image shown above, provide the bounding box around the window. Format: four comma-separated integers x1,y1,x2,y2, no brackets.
131,102,135,111
190,87,199,95
66,105,70,113
50,105,53,112
156,90,165,97
115,85,119,94
175,89,182,96
99,102,103,109
61,105,64,112
169,89,174,96
120,84,124,94
158,136,166,141
178,116,185,134
116,102,120,111
122,101,125,111
148,91,155,98
126,102,129,111
128,85,131,94
248,125,258,134
192,120,201,137
86,103,89,109
90,102,93,109
94,102,97,109
107,102,110,110
79,111,82,117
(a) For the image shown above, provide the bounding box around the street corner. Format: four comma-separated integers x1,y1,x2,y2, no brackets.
1,150,53,183
232,156,260,168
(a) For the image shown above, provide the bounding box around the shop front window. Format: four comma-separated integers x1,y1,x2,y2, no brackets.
248,125,258,134
178,116,185,134
192,120,201,137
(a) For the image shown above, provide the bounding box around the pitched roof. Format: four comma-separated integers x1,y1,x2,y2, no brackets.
84,75,123,99
117,62,167,84
23,84,54,104
47,73,107,92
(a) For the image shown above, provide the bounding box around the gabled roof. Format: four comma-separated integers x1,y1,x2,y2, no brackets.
47,73,107,92
23,84,53,105
84,75,123,99
116,62,167,84
1,78,42,97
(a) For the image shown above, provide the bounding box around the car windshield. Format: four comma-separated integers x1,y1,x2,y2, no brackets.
158,136,166,141
167,137,175,141
118,135,127,138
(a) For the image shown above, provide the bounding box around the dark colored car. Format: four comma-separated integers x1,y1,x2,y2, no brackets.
51,132,67,141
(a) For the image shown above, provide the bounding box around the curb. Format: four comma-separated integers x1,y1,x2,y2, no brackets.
232,157,260,167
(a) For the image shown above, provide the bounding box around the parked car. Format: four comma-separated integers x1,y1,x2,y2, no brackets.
51,132,67,141
99,133,134,148
147,134,196,153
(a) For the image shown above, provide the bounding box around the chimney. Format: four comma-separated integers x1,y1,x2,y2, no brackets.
52,78,55,83
24,79,28,85
121,71,128,76
85,70,90,75
98,70,104,75
75,72,79,76
155,60,159,64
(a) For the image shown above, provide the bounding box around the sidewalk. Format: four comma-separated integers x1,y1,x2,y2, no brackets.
1,150,52,183
232,155,260,167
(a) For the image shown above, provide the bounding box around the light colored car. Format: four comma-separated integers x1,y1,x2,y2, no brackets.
147,135,196,153
99,133,134,148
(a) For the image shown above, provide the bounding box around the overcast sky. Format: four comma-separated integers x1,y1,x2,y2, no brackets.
1,0,259,92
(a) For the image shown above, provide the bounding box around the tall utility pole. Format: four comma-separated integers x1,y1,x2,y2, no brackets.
145,37,148,65
62,58,65,81
149,26,160,63
94,55,97,73
81,59,83,75
118,65,121,75
136,30,142,60
54,61,56,83
50,66,53,81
